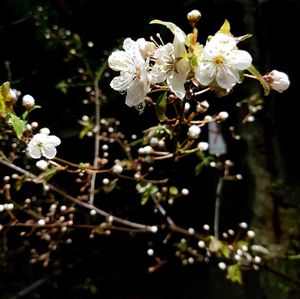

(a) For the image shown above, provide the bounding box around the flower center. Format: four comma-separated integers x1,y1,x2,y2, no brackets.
214,56,224,65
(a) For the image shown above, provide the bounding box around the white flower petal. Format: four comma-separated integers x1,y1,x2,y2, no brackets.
108,51,133,72
196,62,216,86
28,145,42,159
125,79,148,107
230,50,252,70
110,74,134,91
168,59,190,99
216,67,237,89
46,135,61,146
42,145,57,159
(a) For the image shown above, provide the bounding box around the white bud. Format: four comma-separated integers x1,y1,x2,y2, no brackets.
150,226,158,233
102,178,110,185
188,125,201,139
188,227,195,235
181,188,189,196
39,127,50,135
143,145,153,154
36,160,49,170
9,89,18,103
254,256,262,264
198,240,206,248
22,94,35,108
184,102,191,112
266,70,290,93
112,164,123,174
0,205,4,212
187,9,201,27
197,142,209,151
203,224,210,231
218,262,227,270
147,248,154,256
239,222,248,229
6,203,14,210
90,209,97,216
247,230,255,238
38,219,46,226
217,111,229,121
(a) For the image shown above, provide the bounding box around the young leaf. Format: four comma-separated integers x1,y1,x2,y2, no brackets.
7,113,26,139
219,19,231,34
226,264,243,284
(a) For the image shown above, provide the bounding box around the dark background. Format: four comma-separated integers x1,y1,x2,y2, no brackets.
0,0,299,298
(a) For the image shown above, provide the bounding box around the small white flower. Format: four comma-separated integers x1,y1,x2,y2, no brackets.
22,94,35,108
108,38,153,107
195,33,252,90
27,133,61,159
151,24,190,99
265,70,290,93
188,125,201,139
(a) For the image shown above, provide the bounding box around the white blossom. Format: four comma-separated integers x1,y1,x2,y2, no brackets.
265,70,290,93
108,38,153,107
195,33,252,90
27,132,61,159
151,24,190,99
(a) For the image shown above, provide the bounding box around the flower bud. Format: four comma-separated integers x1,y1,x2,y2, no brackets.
216,111,229,121
196,100,209,113
265,70,290,93
22,94,35,109
188,125,201,139
187,10,201,27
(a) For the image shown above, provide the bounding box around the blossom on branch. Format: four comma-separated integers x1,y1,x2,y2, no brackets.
150,22,190,99
108,38,153,108
195,32,252,90
27,131,61,159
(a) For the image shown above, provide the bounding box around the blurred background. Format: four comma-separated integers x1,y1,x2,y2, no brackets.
0,0,299,298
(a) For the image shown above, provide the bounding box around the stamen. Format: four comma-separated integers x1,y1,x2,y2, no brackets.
150,36,160,47
156,33,165,46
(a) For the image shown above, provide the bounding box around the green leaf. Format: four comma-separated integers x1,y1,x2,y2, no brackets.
7,113,26,139
226,264,243,284
79,124,92,139
155,92,167,122
247,64,270,96
219,19,231,34
56,80,68,94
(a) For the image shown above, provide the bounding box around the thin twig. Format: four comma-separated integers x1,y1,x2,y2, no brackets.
0,158,151,230
88,78,101,205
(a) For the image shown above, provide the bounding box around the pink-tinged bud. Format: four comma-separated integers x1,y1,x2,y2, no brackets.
265,70,290,93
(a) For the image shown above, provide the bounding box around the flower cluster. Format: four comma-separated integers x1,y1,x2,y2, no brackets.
108,16,289,110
